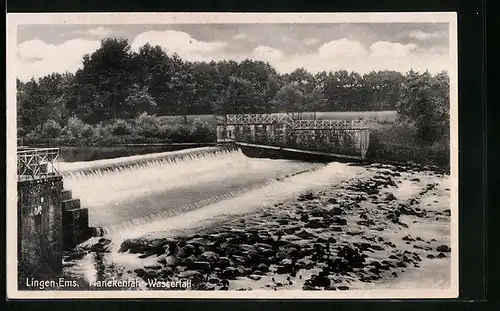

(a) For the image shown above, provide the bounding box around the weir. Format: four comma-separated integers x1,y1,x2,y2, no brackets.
59,146,320,233
216,113,371,160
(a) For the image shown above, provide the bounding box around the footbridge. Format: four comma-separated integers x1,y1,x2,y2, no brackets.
17,147,94,281
216,113,371,160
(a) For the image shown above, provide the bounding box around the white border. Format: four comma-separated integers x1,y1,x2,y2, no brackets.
6,12,459,300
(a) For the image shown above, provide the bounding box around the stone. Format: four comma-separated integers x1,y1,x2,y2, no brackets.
248,274,262,281
436,245,451,253
295,230,317,240
133,268,145,278
330,207,344,215
64,251,86,261
189,261,212,273
436,252,447,259
179,270,203,279
119,238,148,253
197,251,220,262
177,244,197,258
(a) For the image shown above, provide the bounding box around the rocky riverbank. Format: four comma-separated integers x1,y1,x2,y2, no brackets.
64,162,452,291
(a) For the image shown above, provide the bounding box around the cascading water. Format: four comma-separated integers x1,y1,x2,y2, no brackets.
60,146,322,232
62,146,368,285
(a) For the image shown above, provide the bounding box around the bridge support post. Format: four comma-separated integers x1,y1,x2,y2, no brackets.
18,176,63,284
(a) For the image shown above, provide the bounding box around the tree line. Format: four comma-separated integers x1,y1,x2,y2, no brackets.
17,37,450,147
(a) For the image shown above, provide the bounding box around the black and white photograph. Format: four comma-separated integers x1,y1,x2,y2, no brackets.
7,13,458,299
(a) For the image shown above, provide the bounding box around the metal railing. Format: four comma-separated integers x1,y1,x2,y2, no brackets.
217,113,369,130
17,147,60,181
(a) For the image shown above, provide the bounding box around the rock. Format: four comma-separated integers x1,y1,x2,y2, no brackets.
144,264,162,270
330,217,347,226
219,267,239,279
357,219,375,227
280,258,293,265
310,208,328,218
133,268,145,278
327,198,338,204
276,264,295,274
307,275,330,288
64,251,87,261
437,252,447,259
283,227,300,235
179,270,203,279
189,261,212,273
159,267,173,277
197,251,220,262
330,207,344,215
208,277,220,285
427,254,435,259
402,235,415,242
143,269,159,280
386,193,397,201
436,245,451,253
295,230,317,240
337,286,349,291
298,192,316,201
177,244,197,258
305,219,328,229
396,261,407,268
119,238,149,253
248,274,262,281
257,263,269,272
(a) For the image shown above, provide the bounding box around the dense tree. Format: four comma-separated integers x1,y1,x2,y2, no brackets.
16,36,450,146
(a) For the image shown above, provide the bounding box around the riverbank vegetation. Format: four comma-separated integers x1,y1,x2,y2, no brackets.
17,38,450,167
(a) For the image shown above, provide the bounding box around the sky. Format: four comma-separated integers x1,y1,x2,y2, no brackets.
16,23,450,81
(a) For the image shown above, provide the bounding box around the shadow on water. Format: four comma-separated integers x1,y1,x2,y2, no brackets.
59,144,216,162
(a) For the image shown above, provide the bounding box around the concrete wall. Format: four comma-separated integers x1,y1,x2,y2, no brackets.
217,124,369,158
18,176,63,281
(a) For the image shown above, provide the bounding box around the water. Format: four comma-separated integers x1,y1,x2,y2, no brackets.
60,147,329,231
58,145,215,162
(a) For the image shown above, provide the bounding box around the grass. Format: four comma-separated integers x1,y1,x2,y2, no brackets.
157,114,216,126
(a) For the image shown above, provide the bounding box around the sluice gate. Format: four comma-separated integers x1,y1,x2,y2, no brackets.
216,113,371,160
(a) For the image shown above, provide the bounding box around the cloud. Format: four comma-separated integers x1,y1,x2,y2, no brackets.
16,34,449,81
17,39,101,81
318,39,367,59
251,46,284,61
72,26,114,37
408,30,446,40
245,39,448,75
232,33,248,40
369,41,418,57
304,38,319,46
131,30,227,61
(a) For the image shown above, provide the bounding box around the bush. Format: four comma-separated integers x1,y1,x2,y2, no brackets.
81,124,95,139
167,124,191,142
135,112,161,137
41,119,61,138
110,119,132,136
190,118,215,142
94,123,110,138
66,117,85,138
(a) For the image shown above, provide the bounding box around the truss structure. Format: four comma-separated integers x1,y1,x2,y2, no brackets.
17,147,60,180
217,114,295,127
292,119,368,130
217,113,369,130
